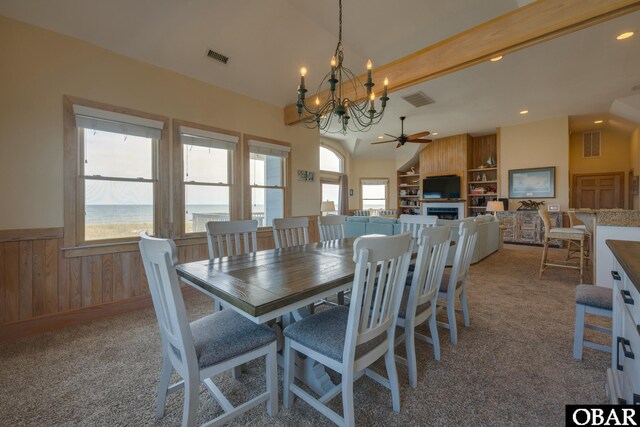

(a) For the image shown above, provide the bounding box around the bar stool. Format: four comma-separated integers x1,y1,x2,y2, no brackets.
538,208,587,282
573,284,612,360
567,211,591,265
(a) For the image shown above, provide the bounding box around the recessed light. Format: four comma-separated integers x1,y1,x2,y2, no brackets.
617,31,635,40
378,136,384,139
594,120,603,124
520,110,529,115
490,56,503,62
432,132,438,136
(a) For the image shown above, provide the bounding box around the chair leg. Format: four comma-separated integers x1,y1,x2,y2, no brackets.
573,304,585,360
460,289,470,327
539,240,549,279
342,373,355,427
447,300,458,345
182,376,199,427
579,239,584,283
283,339,295,409
155,353,172,420
337,291,345,306
428,313,441,361
266,343,278,416
384,345,401,413
404,326,418,388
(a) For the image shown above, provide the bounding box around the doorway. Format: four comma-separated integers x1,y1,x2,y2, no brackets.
572,172,624,209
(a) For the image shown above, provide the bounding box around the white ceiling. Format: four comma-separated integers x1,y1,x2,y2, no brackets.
1,0,639,159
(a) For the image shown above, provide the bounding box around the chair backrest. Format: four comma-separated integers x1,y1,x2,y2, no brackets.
567,211,585,228
273,217,310,249
399,214,438,239
406,226,451,317
206,220,258,260
538,208,552,238
139,233,196,377
344,232,413,362
446,221,479,293
318,215,346,241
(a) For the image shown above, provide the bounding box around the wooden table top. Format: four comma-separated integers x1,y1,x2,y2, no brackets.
176,238,358,319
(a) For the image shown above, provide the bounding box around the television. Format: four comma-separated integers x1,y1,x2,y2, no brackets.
422,175,461,199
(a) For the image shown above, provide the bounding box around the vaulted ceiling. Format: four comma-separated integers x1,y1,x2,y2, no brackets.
1,0,638,159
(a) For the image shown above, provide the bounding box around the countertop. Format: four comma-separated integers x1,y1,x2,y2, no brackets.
570,209,640,227
606,240,640,292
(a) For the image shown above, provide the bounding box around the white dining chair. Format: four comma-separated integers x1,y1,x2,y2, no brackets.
139,233,278,427
318,215,346,241
399,214,438,239
283,232,413,427
206,220,258,311
273,217,310,249
437,221,479,345
395,226,450,387
206,220,258,259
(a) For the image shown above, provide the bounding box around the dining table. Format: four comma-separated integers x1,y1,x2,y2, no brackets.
176,237,360,394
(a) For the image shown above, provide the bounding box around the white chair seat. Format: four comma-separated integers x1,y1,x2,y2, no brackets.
283,306,386,362
171,309,277,368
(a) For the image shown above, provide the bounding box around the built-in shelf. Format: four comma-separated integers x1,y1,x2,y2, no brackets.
399,184,420,187
469,193,498,197
398,167,421,216
468,167,497,172
469,206,487,209
468,180,497,184
398,173,420,178
400,195,419,198
400,205,420,208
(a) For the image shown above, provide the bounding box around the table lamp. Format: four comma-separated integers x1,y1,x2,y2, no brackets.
486,200,504,218
320,200,336,216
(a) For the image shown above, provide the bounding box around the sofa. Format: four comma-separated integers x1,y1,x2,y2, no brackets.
345,214,499,264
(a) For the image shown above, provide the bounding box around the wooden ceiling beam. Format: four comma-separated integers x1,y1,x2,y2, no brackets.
283,0,640,125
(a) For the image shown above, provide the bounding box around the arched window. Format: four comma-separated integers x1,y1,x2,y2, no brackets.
319,146,344,173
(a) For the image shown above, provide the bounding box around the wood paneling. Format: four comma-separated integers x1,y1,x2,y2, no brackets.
419,134,469,178
0,217,320,340
284,0,640,124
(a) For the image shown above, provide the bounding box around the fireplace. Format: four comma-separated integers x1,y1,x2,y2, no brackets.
421,202,465,220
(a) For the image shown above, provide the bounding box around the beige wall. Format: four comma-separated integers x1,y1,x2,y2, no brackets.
631,127,640,210
0,16,320,230
349,158,398,210
499,117,570,211
569,128,631,208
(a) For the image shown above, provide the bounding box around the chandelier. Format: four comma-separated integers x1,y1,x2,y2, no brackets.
295,0,389,134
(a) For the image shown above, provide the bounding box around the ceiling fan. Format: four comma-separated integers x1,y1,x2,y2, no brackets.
371,116,431,148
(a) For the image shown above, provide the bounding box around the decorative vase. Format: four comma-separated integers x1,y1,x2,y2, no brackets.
487,153,495,166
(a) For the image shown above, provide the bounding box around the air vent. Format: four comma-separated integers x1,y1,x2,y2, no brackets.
401,91,434,108
583,131,601,158
206,49,229,65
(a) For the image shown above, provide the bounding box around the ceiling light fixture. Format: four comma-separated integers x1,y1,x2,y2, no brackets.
295,0,388,134
432,132,439,136
378,136,384,139
490,56,503,62
617,31,635,40
594,120,604,124
520,110,529,115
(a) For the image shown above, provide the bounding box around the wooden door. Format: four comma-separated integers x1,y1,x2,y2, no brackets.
572,172,624,209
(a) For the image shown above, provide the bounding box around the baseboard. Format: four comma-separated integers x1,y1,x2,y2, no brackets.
0,287,200,342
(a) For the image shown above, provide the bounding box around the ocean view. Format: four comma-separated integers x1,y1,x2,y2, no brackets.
85,204,234,224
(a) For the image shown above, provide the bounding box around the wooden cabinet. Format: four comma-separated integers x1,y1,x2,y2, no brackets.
498,210,562,247
398,171,421,215
466,135,499,217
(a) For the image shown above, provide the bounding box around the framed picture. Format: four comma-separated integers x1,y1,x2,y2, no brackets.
508,166,555,198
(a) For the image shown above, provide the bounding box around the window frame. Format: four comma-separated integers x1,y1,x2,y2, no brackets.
319,144,344,174
63,96,170,250
360,178,389,210
320,177,341,214
243,135,291,228
172,119,241,237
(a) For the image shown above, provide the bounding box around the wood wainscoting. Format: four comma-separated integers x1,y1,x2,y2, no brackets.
0,216,320,341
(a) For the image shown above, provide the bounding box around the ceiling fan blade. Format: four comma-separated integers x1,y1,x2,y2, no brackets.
406,138,432,143
408,131,431,139
384,133,399,138
396,143,402,149
371,140,396,145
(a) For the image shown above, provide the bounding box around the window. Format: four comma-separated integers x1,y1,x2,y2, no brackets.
71,103,166,243
321,181,340,214
319,145,344,173
361,179,388,210
247,139,290,227
179,126,238,233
